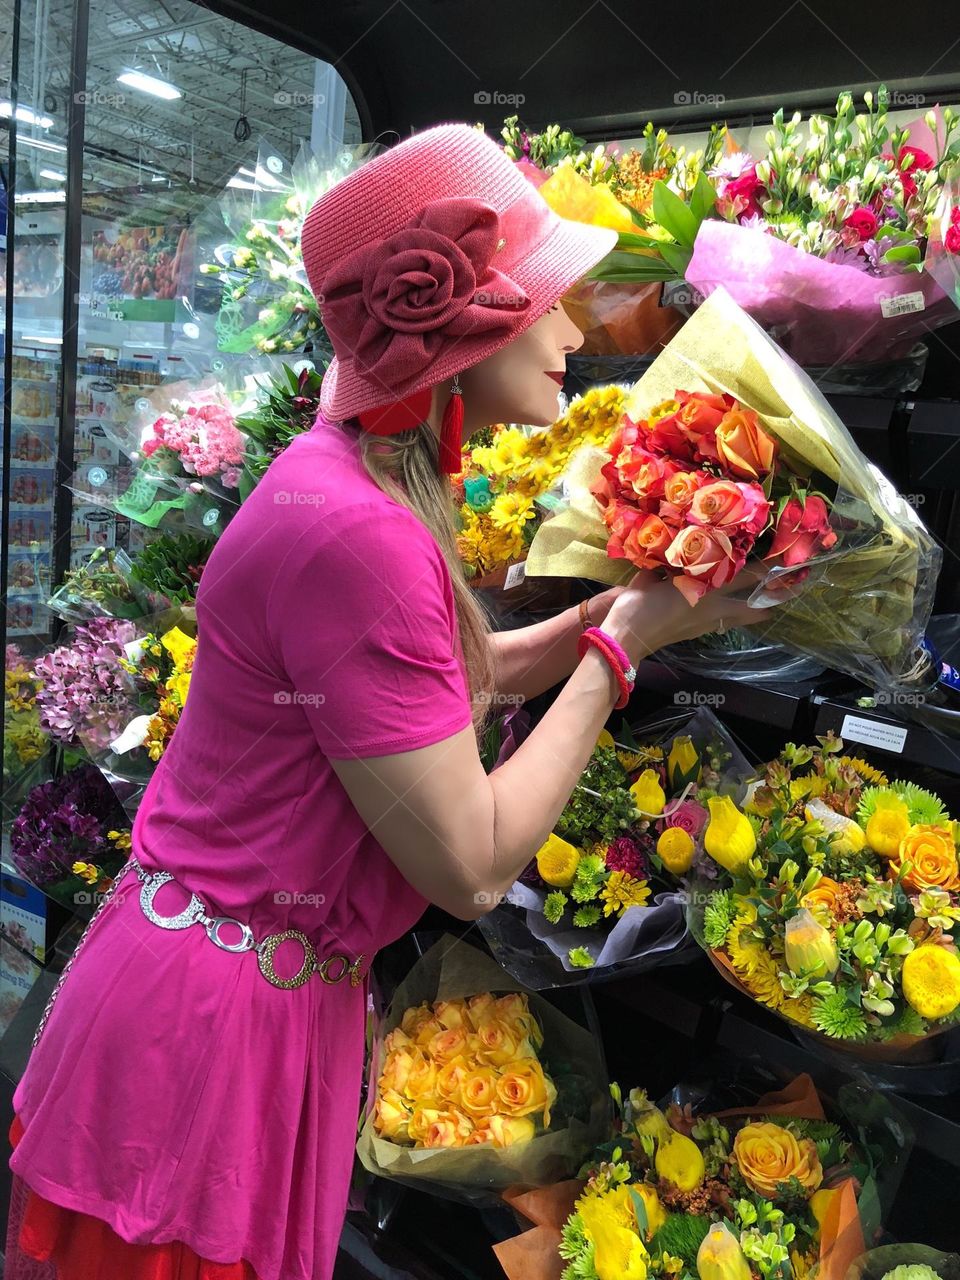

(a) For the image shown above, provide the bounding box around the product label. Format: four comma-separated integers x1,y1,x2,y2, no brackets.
504,561,526,591
839,713,908,754
880,291,925,318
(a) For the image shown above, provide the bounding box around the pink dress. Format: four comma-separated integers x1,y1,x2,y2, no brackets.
9,413,474,1280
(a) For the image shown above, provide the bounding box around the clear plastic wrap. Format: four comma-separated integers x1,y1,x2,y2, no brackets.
526,288,942,693
355,935,610,1204
561,278,684,356
922,174,960,311
477,705,753,986
846,1244,960,1280
661,627,827,683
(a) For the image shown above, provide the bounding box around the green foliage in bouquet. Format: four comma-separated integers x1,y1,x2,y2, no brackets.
235,363,325,496
129,532,214,605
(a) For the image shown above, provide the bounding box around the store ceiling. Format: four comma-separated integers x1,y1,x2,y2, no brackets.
204,0,960,139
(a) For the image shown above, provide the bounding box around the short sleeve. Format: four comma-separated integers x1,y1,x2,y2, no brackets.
267,502,473,759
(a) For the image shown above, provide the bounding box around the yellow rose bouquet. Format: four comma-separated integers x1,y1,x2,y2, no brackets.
357,935,609,1199
495,1071,899,1280
690,732,960,1061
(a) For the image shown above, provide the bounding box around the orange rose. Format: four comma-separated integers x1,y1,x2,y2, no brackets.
623,514,674,569
665,525,743,605
801,875,844,924
409,1106,474,1148
892,825,960,892
460,1067,500,1117
433,999,467,1030
427,1026,470,1064
715,407,777,480
373,1088,412,1142
663,470,702,511
404,1052,438,1101
733,1122,823,1198
379,1047,415,1095
496,1058,557,1125
435,1055,471,1105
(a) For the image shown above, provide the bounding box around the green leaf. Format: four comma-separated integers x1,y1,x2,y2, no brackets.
881,244,921,264
657,241,693,277
629,1187,649,1237
616,230,667,250
588,253,677,283
689,171,717,224
652,181,700,248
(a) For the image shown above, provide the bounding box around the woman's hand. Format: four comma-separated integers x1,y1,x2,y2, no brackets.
602,565,775,669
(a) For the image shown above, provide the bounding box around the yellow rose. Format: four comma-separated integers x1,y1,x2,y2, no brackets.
475,1017,526,1067
496,1058,557,1125
460,1066,500,1117
632,1183,666,1240
400,1003,432,1037
631,769,666,817
704,795,756,874
373,1088,412,1142
404,1053,438,1102
892,825,960,892
379,1047,415,1095
697,1221,752,1280
383,1027,413,1055
800,875,843,924
733,1122,823,1198
657,826,695,875
433,999,468,1030
410,1106,474,1148
654,1131,705,1192
465,992,496,1026
902,943,960,1019
427,1026,470,1064
864,798,910,857
784,908,839,979
435,1055,470,1105
493,994,544,1050
412,1014,445,1048
536,832,581,888
484,1113,537,1148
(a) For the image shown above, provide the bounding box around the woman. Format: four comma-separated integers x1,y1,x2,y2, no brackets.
6,124,766,1280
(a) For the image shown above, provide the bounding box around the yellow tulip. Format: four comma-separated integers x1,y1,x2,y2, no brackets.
578,1193,648,1280
865,797,911,857
784,908,839,979
667,735,701,791
631,769,666,817
596,728,616,751
535,833,581,888
804,798,866,855
704,796,756,874
657,826,696,875
696,1222,751,1280
655,1130,706,1192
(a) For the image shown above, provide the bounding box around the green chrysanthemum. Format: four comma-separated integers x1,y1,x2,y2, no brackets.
859,780,949,827
811,989,869,1040
573,904,602,928
544,891,567,925
703,889,738,949
568,946,596,969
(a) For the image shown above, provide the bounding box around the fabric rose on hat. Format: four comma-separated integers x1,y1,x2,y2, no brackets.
319,196,530,387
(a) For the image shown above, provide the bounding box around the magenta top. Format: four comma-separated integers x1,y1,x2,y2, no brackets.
10,413,474,1280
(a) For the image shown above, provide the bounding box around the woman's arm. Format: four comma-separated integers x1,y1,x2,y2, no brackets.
488,586,624,703
330,570,769,920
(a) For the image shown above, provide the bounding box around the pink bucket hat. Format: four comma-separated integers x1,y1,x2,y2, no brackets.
300,123,617,469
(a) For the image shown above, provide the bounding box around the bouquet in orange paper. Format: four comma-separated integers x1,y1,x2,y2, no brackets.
526,288,940,691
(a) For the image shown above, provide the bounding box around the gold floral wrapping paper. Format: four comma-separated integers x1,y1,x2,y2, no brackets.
526,289,939,685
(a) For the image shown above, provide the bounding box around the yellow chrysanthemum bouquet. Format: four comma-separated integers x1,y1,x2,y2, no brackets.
452,386,626,584
357,936,609,1198
496,1070,894,1280
690,732,960,1060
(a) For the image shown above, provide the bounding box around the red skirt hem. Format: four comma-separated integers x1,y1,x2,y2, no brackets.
8,1114,261,1280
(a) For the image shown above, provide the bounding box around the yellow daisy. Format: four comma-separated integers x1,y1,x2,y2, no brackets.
840,756,889,786
600,871,652,917
490,493,536,537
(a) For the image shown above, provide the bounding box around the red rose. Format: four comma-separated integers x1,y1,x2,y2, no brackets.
617,446,680,504
897,144,935,173
675,391,729,462
845,206,879,241
945,224,960,255
951,205,960,227
764,495,837,569
645,408,697,462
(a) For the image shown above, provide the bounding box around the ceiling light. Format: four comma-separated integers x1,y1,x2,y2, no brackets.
19,136,67,153
39,167,66,181
14,190,67,203
117,70,182,100
226,175,260,190
0,102,54,128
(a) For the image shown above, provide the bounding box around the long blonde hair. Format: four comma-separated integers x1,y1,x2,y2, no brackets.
341,419,498,737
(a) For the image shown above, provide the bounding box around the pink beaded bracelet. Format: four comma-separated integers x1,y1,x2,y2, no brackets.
576,626,637,710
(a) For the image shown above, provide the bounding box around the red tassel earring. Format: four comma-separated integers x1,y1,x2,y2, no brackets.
439,374,464,475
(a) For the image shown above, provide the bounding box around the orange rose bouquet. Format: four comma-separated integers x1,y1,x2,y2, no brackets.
356,935,609,1200
526,288,940,692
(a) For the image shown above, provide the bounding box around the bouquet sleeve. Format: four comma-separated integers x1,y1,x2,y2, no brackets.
356,935,610,1204
526,287,941,690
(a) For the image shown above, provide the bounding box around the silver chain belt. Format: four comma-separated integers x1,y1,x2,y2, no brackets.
31,857,365,1051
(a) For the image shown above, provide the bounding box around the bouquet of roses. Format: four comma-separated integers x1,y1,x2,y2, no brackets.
452,386,626,583
479,706,753,982
526,289,941,692
357,936,609,1200
495,1071,882,1280
692,733,960,1058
